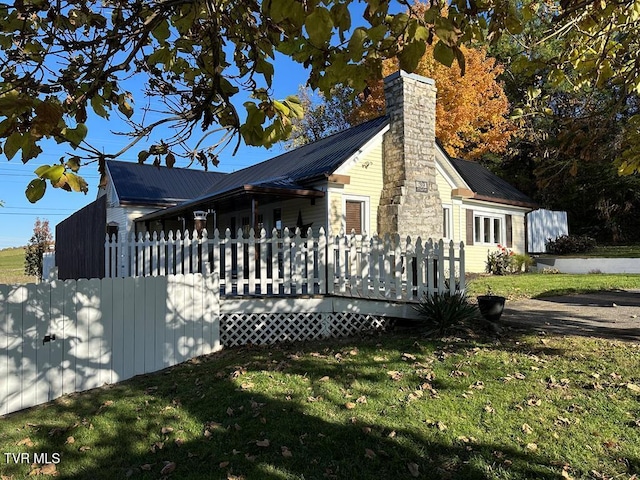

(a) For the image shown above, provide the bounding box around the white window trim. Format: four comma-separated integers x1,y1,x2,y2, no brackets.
473,213,505,246
342,194,370,235
442,204,453,241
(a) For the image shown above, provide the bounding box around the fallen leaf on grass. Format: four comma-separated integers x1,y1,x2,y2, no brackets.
256,439,270,447
319,376,330,382
281,446,293,457
18,437,35,447
402,353,417,361
407,462,420,477
522,423,533,434
626,383,640,393
78,446,91,452
29,463,58,476
219,461,230,468
344,402,356,410
161,426,174,434
525,443,538,451
65,436,75,445
364,448,376,459
140,464,152,471
160,461,176,475
387,371,403,381
356,395,367,404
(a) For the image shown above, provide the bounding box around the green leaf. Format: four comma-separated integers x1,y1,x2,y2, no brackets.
61,124,88,148
305,8,333,45
399,41,426,73
35,164,64,182
152,19,170,43
283,96,304,119
26,178,46,203
434,17,457,46
4,132,24,160
91,95,109,118
348,27,367,61
147,47,173,68
117,93,134,118
138,150,150,164
256,58,274,88
433,41,454,67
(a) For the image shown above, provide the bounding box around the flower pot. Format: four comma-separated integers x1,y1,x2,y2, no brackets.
477,295,506,322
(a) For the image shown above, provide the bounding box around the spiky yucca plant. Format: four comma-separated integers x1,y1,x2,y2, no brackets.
413,292,480,337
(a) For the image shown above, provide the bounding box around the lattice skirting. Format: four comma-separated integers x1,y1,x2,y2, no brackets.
220,312,389,347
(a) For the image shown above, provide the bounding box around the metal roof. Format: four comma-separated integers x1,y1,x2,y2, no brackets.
200,115,390,197
448,158,536,206
137,115,390,219
107,160,227,206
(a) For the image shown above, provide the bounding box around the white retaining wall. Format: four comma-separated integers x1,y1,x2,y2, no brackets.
535,257,640,274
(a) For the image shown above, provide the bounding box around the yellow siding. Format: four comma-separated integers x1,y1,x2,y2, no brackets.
330,141,384,234
436,170,452,204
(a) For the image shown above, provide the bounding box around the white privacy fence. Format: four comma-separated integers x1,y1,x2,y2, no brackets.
105,228,465,299
1,273,415,416
527,209,569,253
0,273,220,416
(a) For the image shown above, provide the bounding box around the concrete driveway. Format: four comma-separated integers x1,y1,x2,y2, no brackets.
500,290,640,342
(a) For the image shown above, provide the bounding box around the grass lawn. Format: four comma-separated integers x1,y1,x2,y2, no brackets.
466,273,640,300
0,247,36,285
0,331,639,479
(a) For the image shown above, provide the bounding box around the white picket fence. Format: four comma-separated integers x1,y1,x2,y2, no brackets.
105,228,465,299
0,273,221,416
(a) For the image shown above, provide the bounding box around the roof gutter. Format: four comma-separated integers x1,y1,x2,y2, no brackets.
471,194,538,209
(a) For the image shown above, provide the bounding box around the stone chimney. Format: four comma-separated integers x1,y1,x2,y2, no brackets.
377,70,442,241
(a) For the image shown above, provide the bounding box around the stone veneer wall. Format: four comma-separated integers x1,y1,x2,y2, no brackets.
378,71,442,242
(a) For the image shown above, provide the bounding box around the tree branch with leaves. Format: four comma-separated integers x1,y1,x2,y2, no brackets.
1,0,638,203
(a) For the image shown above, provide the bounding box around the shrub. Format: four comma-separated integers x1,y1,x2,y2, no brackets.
545,234,597,255
512,253,534,273
486,244,515,275
413,292,480,337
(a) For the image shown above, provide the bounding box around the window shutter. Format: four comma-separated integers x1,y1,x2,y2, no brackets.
506,214,513,248
345,201,362,235
466,209,474,245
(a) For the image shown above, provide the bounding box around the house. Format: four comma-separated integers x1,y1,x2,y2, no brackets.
56,71,536,278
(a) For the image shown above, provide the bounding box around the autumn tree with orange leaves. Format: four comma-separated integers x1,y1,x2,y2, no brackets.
351,42,514,160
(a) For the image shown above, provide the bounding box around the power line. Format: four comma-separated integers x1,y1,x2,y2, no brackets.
0,212,72,216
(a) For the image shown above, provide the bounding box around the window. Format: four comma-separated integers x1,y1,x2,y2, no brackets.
442,206,452,240
345,200,364,234
273,208,282,231
474,214,503,245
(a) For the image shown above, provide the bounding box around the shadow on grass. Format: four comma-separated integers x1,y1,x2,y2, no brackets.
1,337,575,480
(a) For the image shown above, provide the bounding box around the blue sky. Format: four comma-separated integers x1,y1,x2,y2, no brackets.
0,55,309,249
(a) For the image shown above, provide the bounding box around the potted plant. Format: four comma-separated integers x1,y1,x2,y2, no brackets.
477,287,506,322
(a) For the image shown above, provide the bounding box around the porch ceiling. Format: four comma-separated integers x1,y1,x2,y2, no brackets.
135,184,325,225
